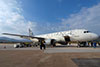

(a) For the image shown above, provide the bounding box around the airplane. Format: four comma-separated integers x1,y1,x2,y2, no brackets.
2,29,99,47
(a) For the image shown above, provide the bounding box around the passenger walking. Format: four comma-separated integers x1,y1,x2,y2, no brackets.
93,42,97,48
43,41,46,49
91,42,93,47
39,40,46,50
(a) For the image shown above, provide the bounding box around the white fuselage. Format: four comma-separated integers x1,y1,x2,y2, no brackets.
33,29,98,42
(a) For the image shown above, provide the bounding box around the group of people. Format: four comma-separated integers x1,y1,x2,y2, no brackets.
91,42,97,48
38,41,99,50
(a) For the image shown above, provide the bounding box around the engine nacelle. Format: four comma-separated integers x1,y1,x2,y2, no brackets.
45,39,52,45
44,39,56,46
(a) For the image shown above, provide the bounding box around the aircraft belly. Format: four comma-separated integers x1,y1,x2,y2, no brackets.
70,36,90,42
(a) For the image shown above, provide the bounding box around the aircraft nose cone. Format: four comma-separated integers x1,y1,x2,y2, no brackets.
92,33,99,40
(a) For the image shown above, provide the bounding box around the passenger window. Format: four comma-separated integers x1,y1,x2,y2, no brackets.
84,31,87,33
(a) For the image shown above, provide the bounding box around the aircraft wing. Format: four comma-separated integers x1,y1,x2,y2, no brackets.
2,33,44,40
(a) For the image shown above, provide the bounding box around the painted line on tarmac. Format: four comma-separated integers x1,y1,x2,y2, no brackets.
44,48,100,53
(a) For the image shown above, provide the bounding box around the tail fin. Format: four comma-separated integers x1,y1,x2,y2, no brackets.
29,28,34,36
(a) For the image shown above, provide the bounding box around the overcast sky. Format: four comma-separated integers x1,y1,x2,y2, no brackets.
0,0,100,37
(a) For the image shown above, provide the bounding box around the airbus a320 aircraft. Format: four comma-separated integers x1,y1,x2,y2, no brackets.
3,29,99,47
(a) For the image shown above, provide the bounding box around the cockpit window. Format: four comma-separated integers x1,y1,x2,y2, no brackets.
84,31,90,33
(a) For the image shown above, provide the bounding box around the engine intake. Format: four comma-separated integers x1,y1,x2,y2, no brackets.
45,39,56,46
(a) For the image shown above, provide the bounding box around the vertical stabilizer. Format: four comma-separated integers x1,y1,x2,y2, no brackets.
29,28,34,36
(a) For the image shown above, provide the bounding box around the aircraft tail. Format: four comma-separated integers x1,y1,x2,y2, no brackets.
29,28,34,36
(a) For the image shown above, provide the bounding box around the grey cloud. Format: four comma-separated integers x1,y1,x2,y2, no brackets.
36,3,100,35
60,3,100,34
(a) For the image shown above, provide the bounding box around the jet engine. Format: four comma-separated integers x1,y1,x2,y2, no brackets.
44,39,56,46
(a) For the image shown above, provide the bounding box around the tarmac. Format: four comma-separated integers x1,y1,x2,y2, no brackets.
0,45,100,67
